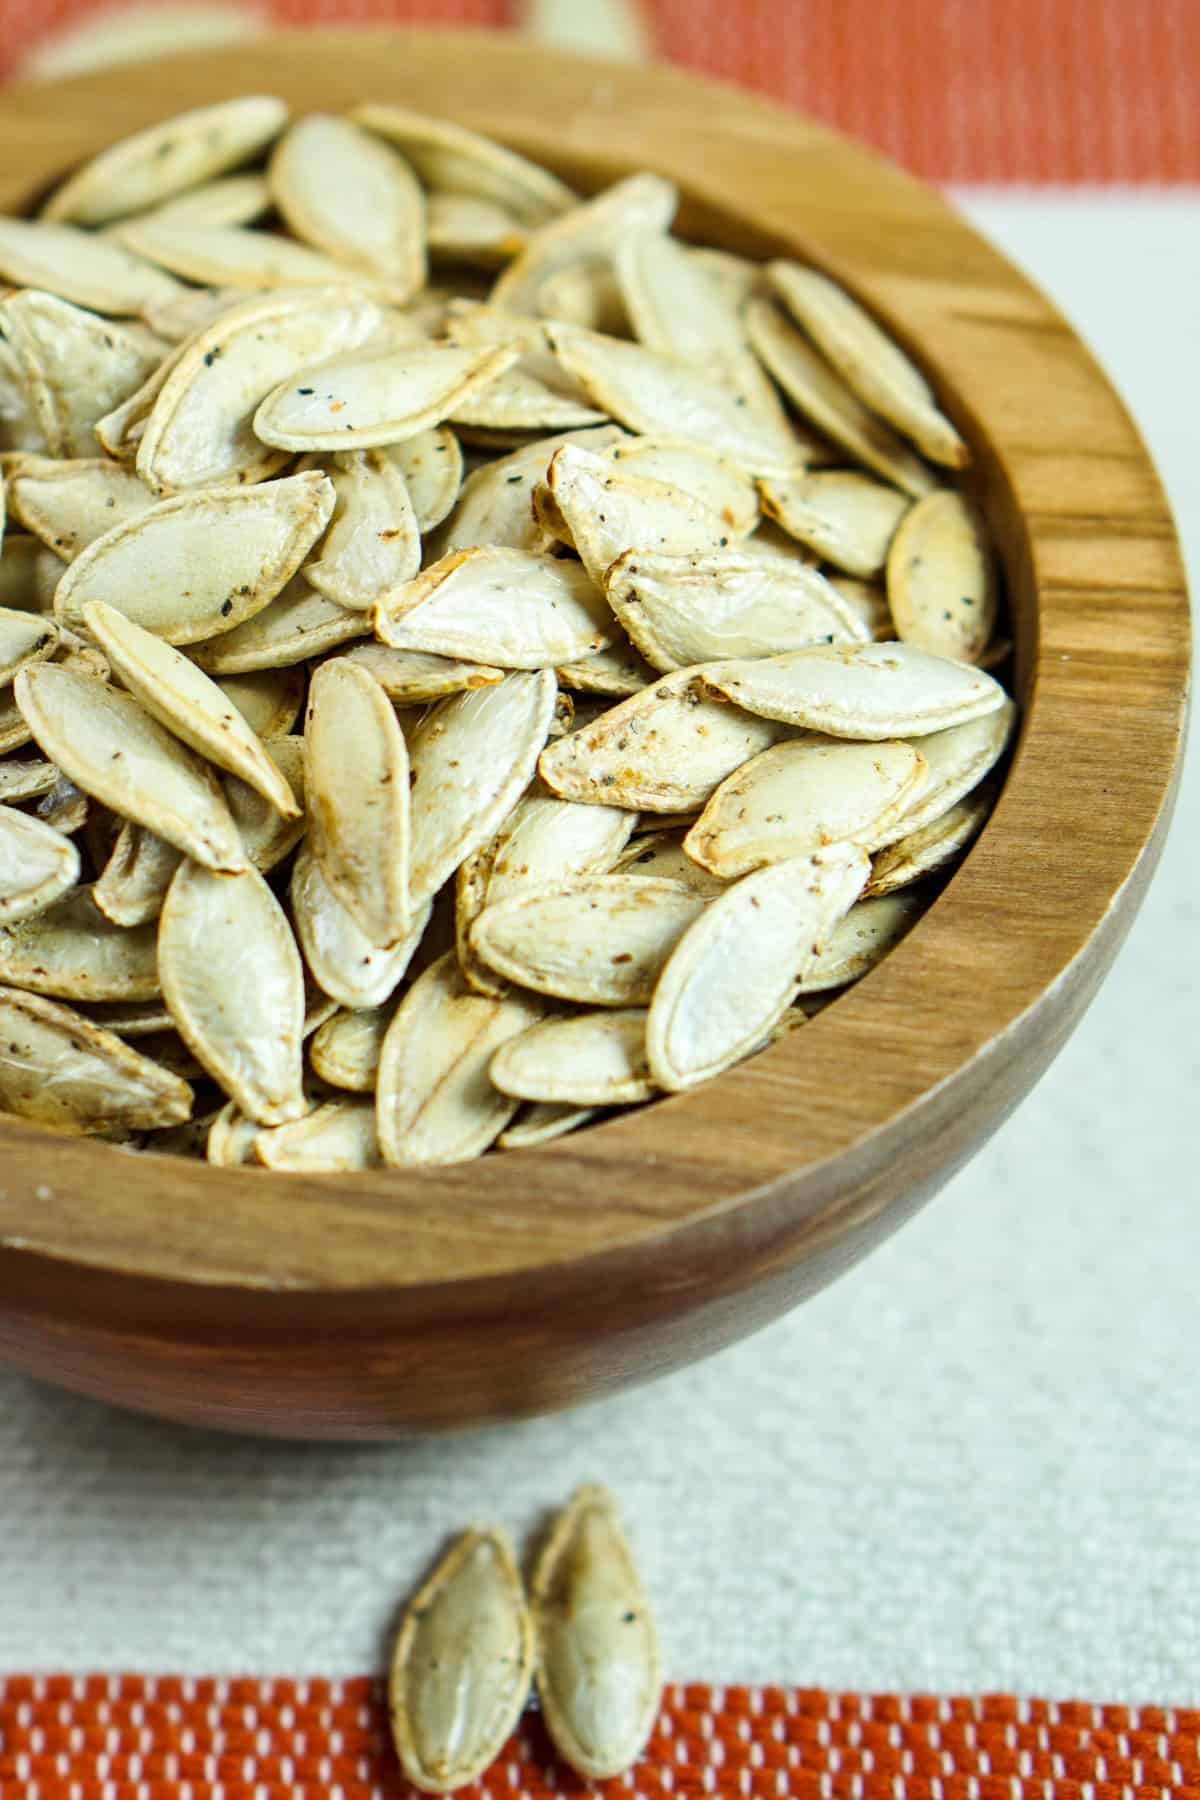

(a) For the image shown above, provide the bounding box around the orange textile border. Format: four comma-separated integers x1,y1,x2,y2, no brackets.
2,1676,1200,1799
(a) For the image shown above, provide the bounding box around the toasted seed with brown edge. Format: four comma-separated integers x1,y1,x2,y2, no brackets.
0,984,191,1134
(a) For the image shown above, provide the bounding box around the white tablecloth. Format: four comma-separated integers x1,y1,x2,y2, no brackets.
1,193,1195,1700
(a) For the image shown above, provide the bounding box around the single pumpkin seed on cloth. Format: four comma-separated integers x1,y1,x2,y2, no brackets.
0,218,181,317
255,1099,382,1173
794,888,925,993
767,261,969,469
15,664,246,870
0,884,161,1001
0,803,80,924
305,657,410,946
1,291,160,459
55,469,335,645
137,285,384,492
491,1009,656,1105
539,665,786,813
759,469,912,578
7,457,155,560
158,860,306,1126
0,984,192,1134
604,545,868,672
470,876,704,1007
290,843,430,1012
407,670,558,909
886,488,999,663
375,547,613,669
0,608,58,686
684,738,928,878
252,341,521,453
42,95,289,226
269,112,426,297
336,643,503,702
376,951,542,1165
388,1524,534,1795
647,843,871,1090
531,1484,661,1781
699,641,1008,739
867,787,995,896
745,295,936,498
303,448,422,609
189,578,369,675
82,601,301,818
353,102,577,227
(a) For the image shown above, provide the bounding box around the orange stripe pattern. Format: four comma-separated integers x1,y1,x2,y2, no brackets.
7,0,1200,182
3,1676,1200,1799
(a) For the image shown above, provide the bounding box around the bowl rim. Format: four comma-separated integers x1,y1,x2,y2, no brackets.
0,28,1190,1297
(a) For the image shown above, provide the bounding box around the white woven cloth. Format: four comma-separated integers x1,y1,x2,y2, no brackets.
0,194,1195,1700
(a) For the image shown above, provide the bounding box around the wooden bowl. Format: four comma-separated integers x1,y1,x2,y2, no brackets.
0,31,1189,1440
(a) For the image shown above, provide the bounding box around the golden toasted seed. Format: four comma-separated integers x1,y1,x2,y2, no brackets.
376,950,541,1165
137,286,384,493
354,102,576,227
876,700,1015,844
0,608,58,687
745,296,936,498
43,96,288,226
215,667,305,738
684,738,928,878
426,193,526,266
255,1099,382,1172
407,671,558,909
309,1002,393,1092
497,1101,598,1148
57,470,334,646
1,292,160,459
139,174,273,232
83,601,301,817
253,341,520,452
7,458,155,561
603,436,759,537
386,427,463,534
290,841,429,1011
768,262,969,469
532,1484,661,1781
539,665,786,813
207,1098,262,1167
336,643,504,702
0,218,181,316
270,113,425,295
759,469,911,578
190,577,369,674
886,490,998,664
0,757,58,803
612,829,728,896
306,657,410,945
0,884,160,1001
16,664,246,870
546,320,801,478
491,1009,655,1104
491,172,676,315
556,634,658,698
0,984,192,1134
470,875,704,1006
647,844,870,1090
867,787,995,896
604,545,868,673
698,642,1008,739
794,889,924,992
0,803,80,924
159,860,305,1126
92,822,181,927
433,424,623,555
376,547,613,669
303,448,421,609
388,1524,534,1794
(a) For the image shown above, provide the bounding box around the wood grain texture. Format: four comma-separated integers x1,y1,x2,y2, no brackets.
0,32,1189,1438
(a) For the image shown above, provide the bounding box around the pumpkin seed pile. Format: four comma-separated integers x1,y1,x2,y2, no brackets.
0,96,1017,1167
390,1484,659,1791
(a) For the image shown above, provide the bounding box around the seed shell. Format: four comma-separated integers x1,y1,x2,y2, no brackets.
490,171,676,314
425,193,527,266
602,436,759,537
647,844,870,1090
270,113,425,295
376,547,613,669
531,1484,661,1782
434,424,623,555
7,457,155,561
1,291,160,459
0,803,80,924
92,822,182,927
759,469,911,578
0,607,58,687
216,667,305,738
0,218,180,316
876,699,1015,844
386,427,464,534
308,1002,393,1092
303,448,422,610
543,443,730,588
497,1102,598,1148
336,643,504,702
0,757,59,803
794,889,924,992
255,1099,382,1172
491,1008,655,1104
867,786,996,896
189,578,369,674
159,860,306,1125
354,102,576,226
290,842,429,1011
139,174,273,232
886,489,998,663
0,883,160,1001
0,984,192,1134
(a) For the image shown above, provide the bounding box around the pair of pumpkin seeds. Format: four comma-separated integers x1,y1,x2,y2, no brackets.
390,1484,659,1792
0,93,1015,1163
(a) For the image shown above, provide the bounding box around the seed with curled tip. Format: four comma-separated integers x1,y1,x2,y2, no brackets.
388,1525,534,1794
0,803,80,925
531,1484,661,1781
647,845,870,1091
15,663,246,872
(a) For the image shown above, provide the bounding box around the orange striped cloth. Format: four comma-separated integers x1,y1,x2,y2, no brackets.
8,0,1200,182
4,1675,1200,1798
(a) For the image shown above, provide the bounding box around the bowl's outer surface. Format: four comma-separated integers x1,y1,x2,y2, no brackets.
0,31,1189,1438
